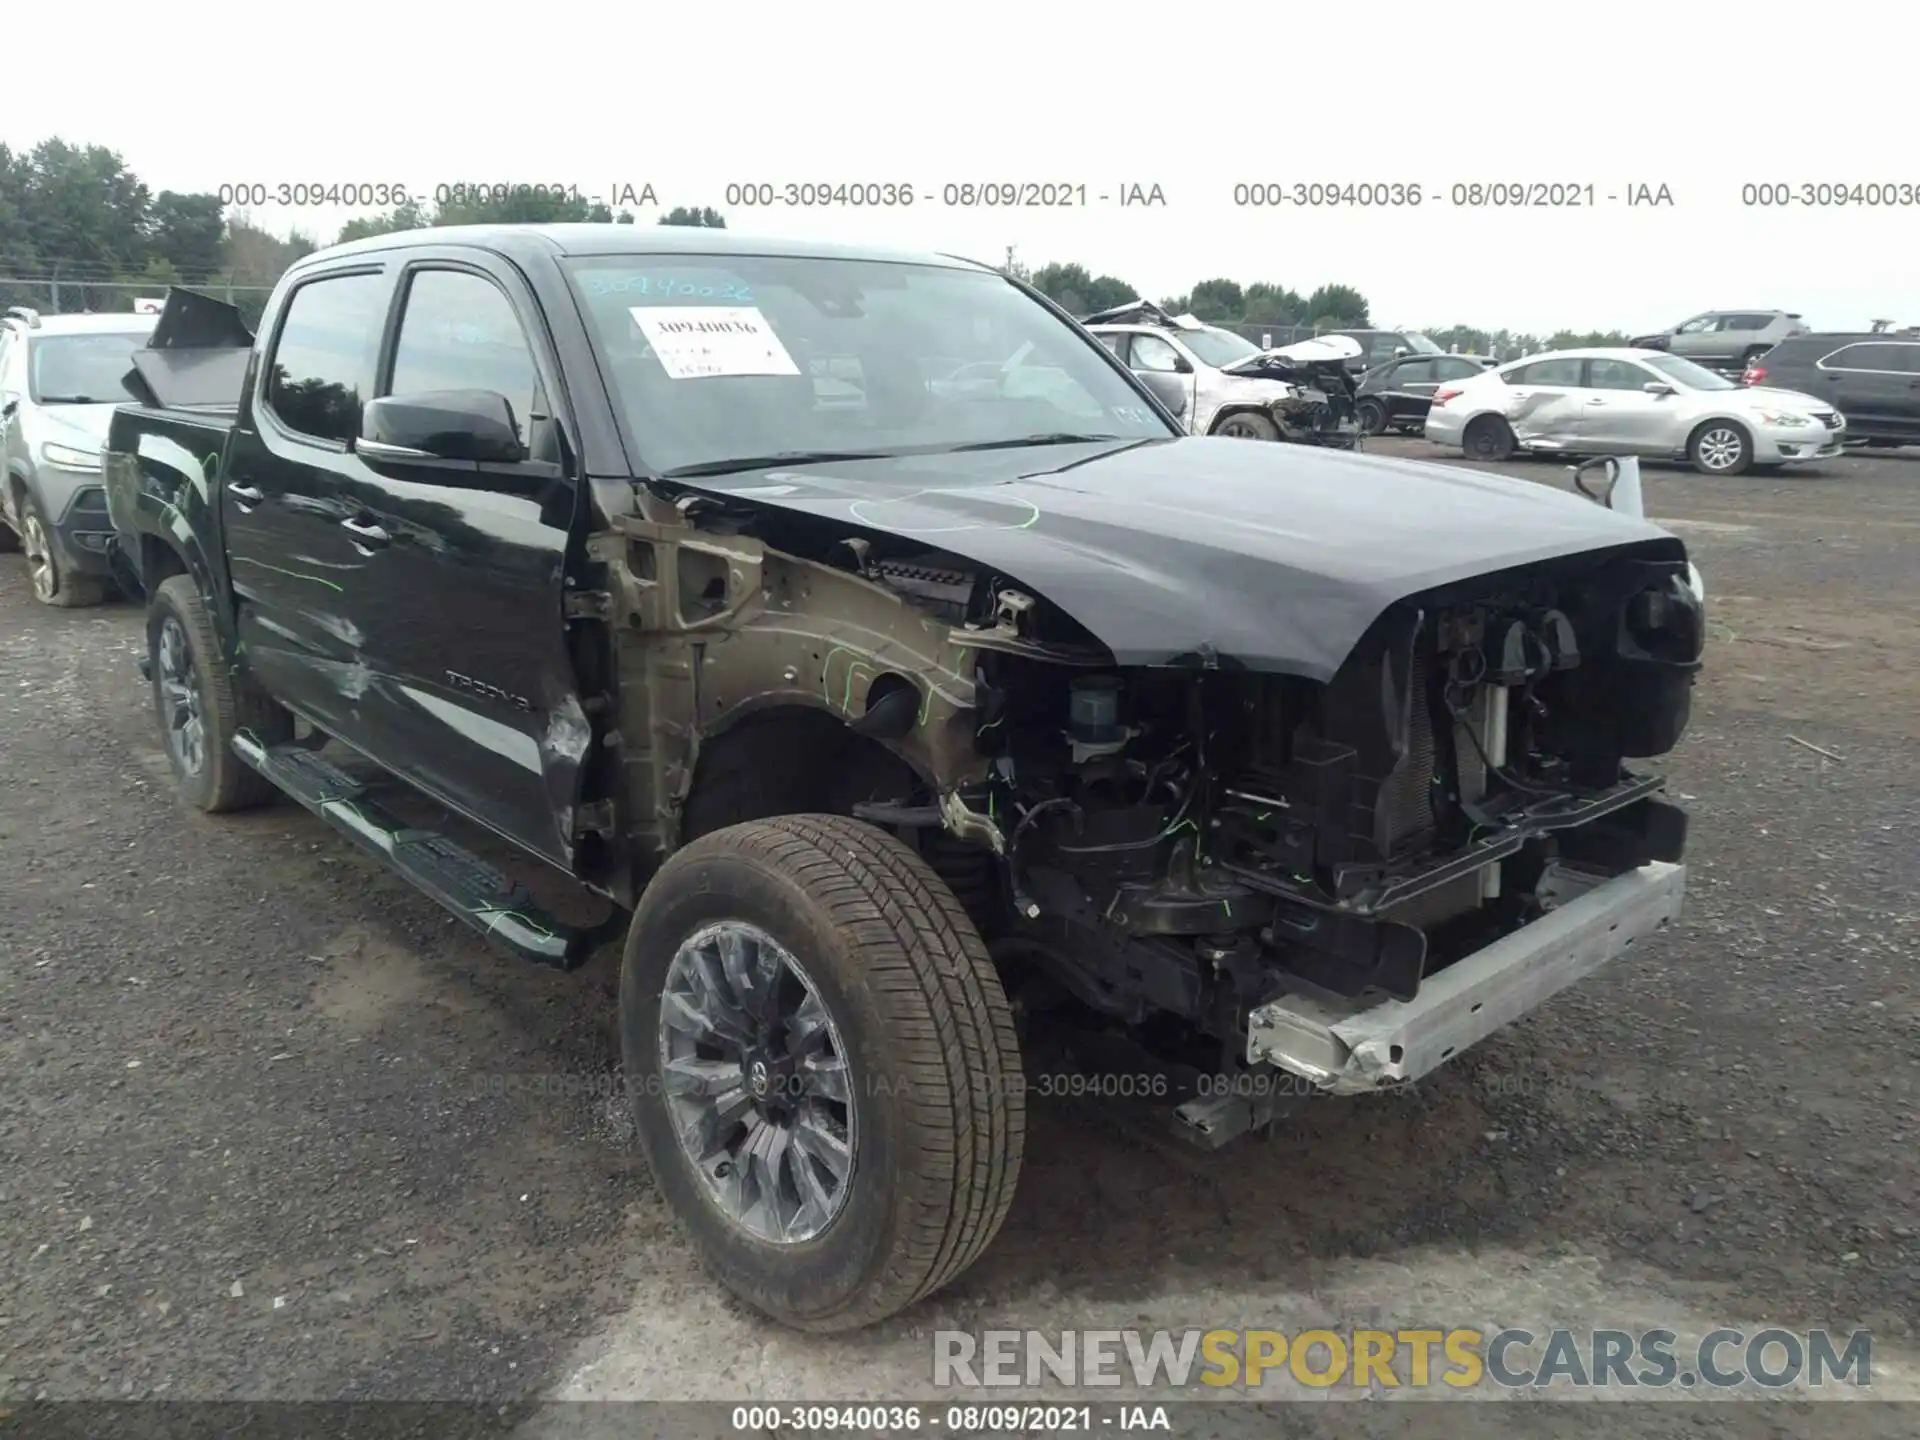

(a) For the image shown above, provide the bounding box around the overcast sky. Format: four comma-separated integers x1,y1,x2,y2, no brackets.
5,0,1911,335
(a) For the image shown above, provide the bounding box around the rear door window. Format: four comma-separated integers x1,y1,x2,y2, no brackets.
265,272,389,443
1822,343,1903,372
1506,358,1585,386
1433,356,1484,381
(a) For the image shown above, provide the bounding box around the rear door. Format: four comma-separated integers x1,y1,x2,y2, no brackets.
1497,356,1588,446
1383,357,1435,422
346,254,588,868
223,266,396,745
1816,342,1914,435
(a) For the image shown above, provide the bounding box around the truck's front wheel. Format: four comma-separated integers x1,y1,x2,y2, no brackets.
148,576,288,812
621,813,1025,1332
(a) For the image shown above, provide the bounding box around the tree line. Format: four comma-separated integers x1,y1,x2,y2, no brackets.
1,138,1630,357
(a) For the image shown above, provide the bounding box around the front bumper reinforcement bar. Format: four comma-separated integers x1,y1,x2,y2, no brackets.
1245,861,1686,1094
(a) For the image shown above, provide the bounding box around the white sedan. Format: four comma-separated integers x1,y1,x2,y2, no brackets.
1422,347,1846,475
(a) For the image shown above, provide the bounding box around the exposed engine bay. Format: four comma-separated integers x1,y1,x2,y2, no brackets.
825,535,1703,1122
1218,335,1364,448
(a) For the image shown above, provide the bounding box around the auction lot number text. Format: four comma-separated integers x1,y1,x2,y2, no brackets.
1742,182,1920,207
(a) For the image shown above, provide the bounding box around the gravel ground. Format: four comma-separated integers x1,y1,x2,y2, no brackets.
1,441,1916,1434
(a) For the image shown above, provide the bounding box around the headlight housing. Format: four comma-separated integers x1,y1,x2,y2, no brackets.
40,440,103,472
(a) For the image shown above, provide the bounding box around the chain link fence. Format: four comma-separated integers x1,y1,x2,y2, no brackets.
0,275,277,328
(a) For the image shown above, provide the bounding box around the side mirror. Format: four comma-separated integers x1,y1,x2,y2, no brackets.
1136,369,1190,420
356,390,525,464
1170,354,1193,375
1393,346,1409,358
1642,381,1676,396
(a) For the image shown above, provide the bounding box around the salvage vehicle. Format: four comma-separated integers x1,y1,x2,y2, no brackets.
1,305,159,606
105,228,1701,1334
1424,347,1845,474
1083,300,1362,445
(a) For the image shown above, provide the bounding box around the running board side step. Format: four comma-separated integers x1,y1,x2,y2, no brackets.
232,731,596,970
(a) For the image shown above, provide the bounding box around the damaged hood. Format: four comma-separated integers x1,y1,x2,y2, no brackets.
1222,334,1364,374
680,437,1686,681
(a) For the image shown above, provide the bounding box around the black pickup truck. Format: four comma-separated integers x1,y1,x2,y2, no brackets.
105,225,1701,1333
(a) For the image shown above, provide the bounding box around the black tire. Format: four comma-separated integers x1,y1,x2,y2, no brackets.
0,515,17,553
621,813,1025,1332
1213,411,1281,441
1688,419,1753,476
18,491,105,608
147,575,289,812
1355,398,1387,435
1462,414,1517,462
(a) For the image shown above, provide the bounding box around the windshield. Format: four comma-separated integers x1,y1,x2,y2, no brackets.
28,328,154,403
1179,327,1261,367
1641,352,1736,391
1400,332,1444,355
564,255,1175,474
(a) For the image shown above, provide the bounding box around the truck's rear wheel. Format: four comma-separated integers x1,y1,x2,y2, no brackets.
148,575,288,812
621,813,1025,1332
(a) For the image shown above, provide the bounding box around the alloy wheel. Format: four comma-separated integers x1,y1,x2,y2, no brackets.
156,614,207,776
1696,427,1744,472
658,920,856,1244
22,513,55,601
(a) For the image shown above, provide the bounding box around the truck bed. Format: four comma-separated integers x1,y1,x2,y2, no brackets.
102,402,237,599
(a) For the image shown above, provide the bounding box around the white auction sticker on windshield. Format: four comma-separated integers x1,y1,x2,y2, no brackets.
627,305,799,379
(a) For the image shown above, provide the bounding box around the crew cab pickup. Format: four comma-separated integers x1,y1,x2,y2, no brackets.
105,226,1701,1334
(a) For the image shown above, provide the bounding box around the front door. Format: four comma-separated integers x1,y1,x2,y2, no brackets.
344,257,588,869
1667,314,1720,361
1577,357,1676,452
223,266,397,746
1124,332,1200,432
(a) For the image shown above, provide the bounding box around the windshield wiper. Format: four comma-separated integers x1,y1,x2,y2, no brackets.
656,448,904,480
942,432,1132,453
36,394,101,404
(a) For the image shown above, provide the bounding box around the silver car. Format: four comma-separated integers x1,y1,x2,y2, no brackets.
1630,310,1808,370
1422,347,1845,475
2,307,158,605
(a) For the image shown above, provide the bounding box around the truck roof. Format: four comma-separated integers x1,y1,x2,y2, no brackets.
312,223,996,274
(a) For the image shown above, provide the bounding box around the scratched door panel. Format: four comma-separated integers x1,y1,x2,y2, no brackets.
345,260,587,869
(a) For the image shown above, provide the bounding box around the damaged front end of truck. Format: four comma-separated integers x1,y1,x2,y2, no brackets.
600,445,1702,1148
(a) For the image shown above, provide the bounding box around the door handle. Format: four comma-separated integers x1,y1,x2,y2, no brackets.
340,515,390,546
228,483,263,505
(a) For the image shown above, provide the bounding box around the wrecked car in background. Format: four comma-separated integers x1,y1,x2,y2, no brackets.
104,229,1699,1335
1083,300,1362,446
